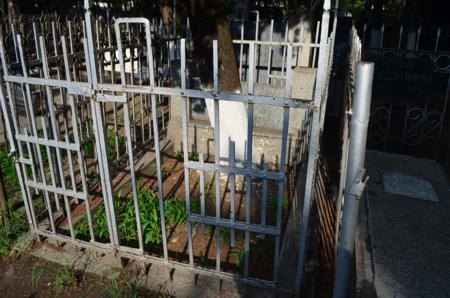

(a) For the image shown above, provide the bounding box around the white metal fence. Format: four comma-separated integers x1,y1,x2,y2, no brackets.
0,1,336,291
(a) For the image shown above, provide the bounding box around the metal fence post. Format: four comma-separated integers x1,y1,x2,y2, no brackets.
333,61,374,298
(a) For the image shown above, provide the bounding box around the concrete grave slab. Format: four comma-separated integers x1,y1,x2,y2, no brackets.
356,150,450,298
382,172,439,202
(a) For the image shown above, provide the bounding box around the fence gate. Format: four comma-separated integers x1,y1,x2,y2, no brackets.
0,1,338,289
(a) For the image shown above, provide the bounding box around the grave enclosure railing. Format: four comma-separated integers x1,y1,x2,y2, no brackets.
360,22,450,159
0,1,335,290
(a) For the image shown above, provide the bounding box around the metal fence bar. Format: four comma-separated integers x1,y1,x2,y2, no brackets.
115,22,145,252
244,42,256,278
145,19,170,262
199,153,206,218
14,35,44,188
280,24,289,82
106,28,121,161
260,162,268,240
266,19,274,84
184,160,284,180
239,18,244,81
95,84,311,109
14,134,80,151
86,2,121,246
312,21,321,67
22,138,39,227
212,40,221,273
83,36,119,246
62,36,95,241
273,45,293,282
180,38,194,266
13,36,40,191
188,215,280,236
229,140,236,247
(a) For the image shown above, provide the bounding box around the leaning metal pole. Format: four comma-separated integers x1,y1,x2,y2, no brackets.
333,61,374,298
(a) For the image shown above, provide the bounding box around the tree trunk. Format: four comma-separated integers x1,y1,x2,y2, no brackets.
189,0,241,92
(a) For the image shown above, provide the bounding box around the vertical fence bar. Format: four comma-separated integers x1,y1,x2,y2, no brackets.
199,153,206,221
296,24,304,67
212,40,221,272
83,37,118,245
33,22,40,58
180,38,194,266
266,19,274,84
15,35,39,184
281,24,289,81
296,0,331,293
22,140,38,229
362,23,367,46
398,25,403,49
85,0,120,246
244,42,255,278
415,25,421,50
229,139,236,247
115,24,144,251
239,18,244,81
40,36,76,238
333,62,374,298
313,21,321,68
434,28,441,52
273,45,292,282
260,162,268,239
62,36,95,241
107,25,120,161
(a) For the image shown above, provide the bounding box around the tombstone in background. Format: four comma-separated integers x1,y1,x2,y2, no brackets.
167,11,318,166
167,66,317,165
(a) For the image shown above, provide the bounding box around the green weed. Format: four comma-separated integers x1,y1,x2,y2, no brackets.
190,199,201,214
164,198,187,225
268,196,289,222
175,150,199,162
32,262,77,295
96,271,140,298
0,146,19,192
0,206,28,257
230,237,270,270
74,188,192,246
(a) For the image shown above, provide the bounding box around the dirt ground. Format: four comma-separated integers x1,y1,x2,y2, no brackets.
0,254,170,298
